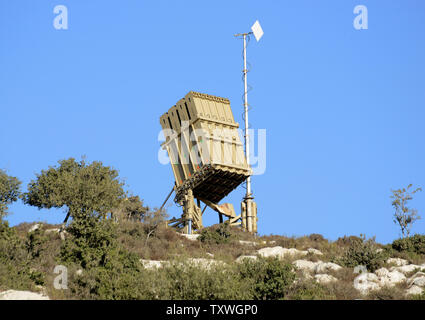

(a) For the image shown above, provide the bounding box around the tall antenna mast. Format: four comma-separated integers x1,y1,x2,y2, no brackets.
235,20,263,233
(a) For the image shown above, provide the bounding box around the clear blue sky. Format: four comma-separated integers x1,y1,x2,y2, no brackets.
1,0,424,244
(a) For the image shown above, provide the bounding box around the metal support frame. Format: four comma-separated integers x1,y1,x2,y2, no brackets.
159,186,175,213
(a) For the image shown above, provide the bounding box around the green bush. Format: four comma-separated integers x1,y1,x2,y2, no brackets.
67,253,253,300
199,223,234,245
150,257,295,300
0,220,42,291
26,227,48,259
336,235,386,272
60,214,158,299
237,257,296,300
67,255,297,300
159,260,251,300
308,233,326,243
60,216,118,269
67,249,150,300
392,234,425,255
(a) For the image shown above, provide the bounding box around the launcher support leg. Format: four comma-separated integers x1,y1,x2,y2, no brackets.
160,186,174,213
247,197,252,233
187,219,192,234
182,189,202,234
199,198,237,225
242,197,257,233
241,201,247,230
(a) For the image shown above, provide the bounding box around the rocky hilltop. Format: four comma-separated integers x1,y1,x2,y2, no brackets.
1,222,425,300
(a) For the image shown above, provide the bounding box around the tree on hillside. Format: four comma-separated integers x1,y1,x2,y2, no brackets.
22,158,126,224
391,184,422,238
0,169,21,219
142,209,168,245
111,195,148,222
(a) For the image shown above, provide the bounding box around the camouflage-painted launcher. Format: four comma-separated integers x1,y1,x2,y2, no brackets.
160,91,255,232
160,91,251,203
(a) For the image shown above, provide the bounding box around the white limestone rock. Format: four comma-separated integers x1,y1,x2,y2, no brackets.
374,267,406,287
140,258,226,271
374,267,389,278
28,224,41,233
405,285,424,296
257,246,308,259
293,260,319,273
407,272,425,288
307,248,323,256
314,262,342,274
140,259,165,269
0,290,49,300
386,258,408,266
187,258,226,270
257,246,286,258
45,228,61,234
179,234,200,241
287,248,309,256
380,271,406,286
44,228,68,240
239,240,258,246
391,264,420,275
411,277,425,288
314,274,338,284
260,240,276,245
353,273,381,295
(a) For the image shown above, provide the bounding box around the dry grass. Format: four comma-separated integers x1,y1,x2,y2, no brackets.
366,285,407,300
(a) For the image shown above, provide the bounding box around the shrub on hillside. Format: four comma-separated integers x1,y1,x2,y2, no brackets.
336,235,386,272
67,248,150,299
60,216,118,269
308,233,326,243
60,214,159,299
335,235,363,247
159,260,251,300
237,257,296,300
0,219,43,290
392,234,425,255
199,223,234,245
141,209,168,244
26,227,48,259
